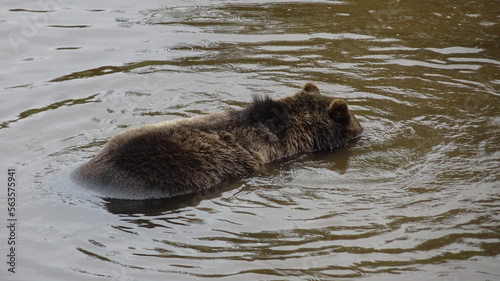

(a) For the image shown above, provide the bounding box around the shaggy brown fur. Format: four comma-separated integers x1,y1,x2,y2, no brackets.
75,83,363,199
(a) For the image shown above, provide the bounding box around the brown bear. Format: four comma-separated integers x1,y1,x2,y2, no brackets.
75,83,363,199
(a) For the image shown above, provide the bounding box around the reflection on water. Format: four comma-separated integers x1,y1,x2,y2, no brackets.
1,0,499,280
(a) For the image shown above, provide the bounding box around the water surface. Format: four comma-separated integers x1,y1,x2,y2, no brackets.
1,0,499,280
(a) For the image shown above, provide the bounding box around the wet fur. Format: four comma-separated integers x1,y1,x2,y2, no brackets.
74,83,363,199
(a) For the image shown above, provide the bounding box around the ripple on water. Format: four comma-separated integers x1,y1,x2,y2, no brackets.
2,0,499,280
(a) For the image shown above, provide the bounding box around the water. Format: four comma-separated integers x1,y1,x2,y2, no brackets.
1,0,499,280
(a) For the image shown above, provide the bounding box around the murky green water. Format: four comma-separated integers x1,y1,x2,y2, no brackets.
1,0,499,280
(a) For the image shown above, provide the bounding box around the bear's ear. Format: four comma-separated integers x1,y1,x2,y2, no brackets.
328,99,350,123
302,83,320,94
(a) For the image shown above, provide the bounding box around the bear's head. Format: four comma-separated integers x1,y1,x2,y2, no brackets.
294,83,363,142
246,83,363,153
242,83,363,155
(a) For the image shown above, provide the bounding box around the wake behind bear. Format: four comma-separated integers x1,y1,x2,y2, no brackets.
74,83,363,199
